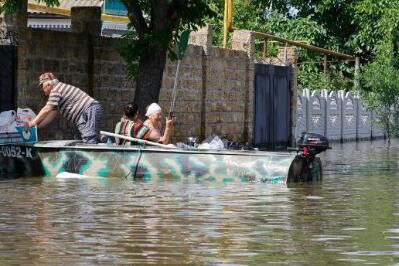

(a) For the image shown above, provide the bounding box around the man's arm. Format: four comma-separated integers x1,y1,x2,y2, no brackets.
26,104,56,128
37,109,58,128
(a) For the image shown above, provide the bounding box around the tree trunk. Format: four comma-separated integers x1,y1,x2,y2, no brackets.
133,43,168,118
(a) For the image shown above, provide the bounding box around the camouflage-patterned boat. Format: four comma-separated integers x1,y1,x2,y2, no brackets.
0,134,326,183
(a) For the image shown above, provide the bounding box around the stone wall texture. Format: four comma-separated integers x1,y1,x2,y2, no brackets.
11,23,257,143
3,6,301,144
4,10,381,144
16,29,136,140
159,29,254,143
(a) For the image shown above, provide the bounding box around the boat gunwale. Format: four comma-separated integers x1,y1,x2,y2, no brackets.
1,141,297,157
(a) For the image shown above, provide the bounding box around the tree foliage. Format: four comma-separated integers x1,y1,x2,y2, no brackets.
207,0,399,91
360,43,399,142
0,0,60,13
205,0,399,139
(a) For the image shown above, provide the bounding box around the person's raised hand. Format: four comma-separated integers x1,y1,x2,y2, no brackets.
165,116,176,128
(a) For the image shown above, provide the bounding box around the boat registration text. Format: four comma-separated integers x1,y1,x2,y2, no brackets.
0,146,33,158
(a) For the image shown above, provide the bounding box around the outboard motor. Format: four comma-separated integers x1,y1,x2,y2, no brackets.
288,132,331,183
297,132,330,157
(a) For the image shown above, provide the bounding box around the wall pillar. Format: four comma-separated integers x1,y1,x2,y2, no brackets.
231,30,255,143
277,47,298,90
71,6,102,36
0,0,27,45
186,25,213,140
278,47,299,145
188,24,212,55
70,6,101,97
231,30,255,60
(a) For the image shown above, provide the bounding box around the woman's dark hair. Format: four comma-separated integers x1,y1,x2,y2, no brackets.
124,102,139,118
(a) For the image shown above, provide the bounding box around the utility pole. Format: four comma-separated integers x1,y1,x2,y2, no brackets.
223,0,233,48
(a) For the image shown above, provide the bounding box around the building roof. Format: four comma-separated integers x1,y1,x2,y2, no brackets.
28,0,103,9
27,0,130,34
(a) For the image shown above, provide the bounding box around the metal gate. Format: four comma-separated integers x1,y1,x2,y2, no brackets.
0,45,17,112
253,64,291,149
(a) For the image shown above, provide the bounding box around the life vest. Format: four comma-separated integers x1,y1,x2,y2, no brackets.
114,120,150,145
114,120,135,145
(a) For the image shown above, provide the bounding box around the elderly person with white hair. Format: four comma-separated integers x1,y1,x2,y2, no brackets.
143,103,176,145
25,72,103,144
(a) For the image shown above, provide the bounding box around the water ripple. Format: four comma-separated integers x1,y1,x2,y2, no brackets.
1,139,399,264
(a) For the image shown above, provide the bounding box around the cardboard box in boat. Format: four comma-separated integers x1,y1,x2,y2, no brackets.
0,126,38,144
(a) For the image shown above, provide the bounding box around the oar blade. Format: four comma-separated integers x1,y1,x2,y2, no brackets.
177,30,190,60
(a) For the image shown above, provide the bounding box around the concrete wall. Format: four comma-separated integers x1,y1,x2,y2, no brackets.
2,6,257,143
159,45,204,142
16,28,135,140
160,27,254,143
92,37,136,133
296,89,385,141
4,5,380,145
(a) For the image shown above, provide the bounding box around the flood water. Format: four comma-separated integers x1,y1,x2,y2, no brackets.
1,139,399,265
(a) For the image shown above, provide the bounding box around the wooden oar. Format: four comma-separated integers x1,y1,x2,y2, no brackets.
100,131,176,149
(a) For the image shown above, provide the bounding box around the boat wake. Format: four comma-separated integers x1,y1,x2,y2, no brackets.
56,172,94,179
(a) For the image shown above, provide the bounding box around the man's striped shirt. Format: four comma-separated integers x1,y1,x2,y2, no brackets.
47,81,97,123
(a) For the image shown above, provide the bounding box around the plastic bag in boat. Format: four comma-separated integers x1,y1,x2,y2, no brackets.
0,108,37,144
0,110,17,133
16,107,37,126
198,135,225,150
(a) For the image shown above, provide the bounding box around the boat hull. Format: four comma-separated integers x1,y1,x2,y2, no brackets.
0,141,322,183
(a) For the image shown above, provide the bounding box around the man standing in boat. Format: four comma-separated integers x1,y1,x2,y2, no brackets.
25,72,103,144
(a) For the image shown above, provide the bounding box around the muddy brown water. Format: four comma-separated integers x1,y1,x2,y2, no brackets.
1,139,399,265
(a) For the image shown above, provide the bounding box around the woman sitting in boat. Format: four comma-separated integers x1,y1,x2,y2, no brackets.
114,102,152,145
143,103,176,145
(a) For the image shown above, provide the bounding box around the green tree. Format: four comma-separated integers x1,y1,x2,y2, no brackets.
207,0,351,90
352,0,399,143
360,43,399,143
350,0,399,60
1,0,215,114
206,0,399,92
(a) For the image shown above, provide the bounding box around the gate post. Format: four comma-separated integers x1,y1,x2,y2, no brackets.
278,47,298,146
232,30,255,143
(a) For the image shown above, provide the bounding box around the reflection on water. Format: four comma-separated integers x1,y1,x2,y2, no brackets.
2,139,399,264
